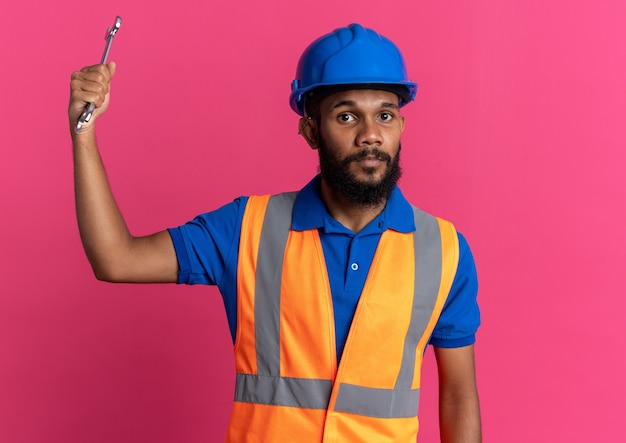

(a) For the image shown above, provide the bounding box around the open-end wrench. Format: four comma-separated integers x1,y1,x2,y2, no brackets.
74,16,122,134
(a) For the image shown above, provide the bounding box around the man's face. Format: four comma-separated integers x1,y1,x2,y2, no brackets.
313,89,405,207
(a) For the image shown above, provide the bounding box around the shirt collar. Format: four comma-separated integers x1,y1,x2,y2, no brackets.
292,175,416,234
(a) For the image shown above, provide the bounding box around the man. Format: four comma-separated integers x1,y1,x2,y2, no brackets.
69,23,481,442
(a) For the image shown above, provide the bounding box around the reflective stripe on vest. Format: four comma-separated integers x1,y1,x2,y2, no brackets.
230,192,459,441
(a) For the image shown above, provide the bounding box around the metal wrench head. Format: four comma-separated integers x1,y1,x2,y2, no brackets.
105,16,122,40
100,16,121,64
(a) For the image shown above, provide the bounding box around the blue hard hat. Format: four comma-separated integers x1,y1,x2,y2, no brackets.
290,24,418,116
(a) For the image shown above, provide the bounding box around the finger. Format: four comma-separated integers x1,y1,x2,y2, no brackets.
79,63,112,82
75,68,111,90
70,64,115,102
70,73,108,108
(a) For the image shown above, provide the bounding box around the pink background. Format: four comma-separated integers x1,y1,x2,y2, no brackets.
1,0,625,441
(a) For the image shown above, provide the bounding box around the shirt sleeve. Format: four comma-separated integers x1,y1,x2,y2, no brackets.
428,231,481,348
167,197,247,286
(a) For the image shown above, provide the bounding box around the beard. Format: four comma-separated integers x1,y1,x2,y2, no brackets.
318,139,402,208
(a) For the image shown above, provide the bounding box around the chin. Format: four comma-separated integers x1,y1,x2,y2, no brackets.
356,169,385,183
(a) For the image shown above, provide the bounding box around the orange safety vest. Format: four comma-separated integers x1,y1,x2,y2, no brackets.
226,192,459,442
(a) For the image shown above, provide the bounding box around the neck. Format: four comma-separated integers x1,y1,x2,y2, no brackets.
319,180,387,233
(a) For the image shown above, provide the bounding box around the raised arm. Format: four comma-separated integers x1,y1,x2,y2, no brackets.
434,344,482,443
69,63,178,283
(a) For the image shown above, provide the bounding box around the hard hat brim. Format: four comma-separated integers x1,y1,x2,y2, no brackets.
292,82,417,117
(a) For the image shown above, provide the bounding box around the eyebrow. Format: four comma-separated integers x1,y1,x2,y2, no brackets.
330,100,400,110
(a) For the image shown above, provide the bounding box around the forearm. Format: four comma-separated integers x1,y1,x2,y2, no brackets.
439,393,481,443
72,129,134,281
434,345,481,443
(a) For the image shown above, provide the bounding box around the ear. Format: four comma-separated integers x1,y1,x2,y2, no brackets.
399,115,405,134
298,117,319,150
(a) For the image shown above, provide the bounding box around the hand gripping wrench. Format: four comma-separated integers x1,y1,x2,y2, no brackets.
74,16,122,134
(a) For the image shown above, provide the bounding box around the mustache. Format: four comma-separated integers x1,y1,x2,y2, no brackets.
341,148,392,166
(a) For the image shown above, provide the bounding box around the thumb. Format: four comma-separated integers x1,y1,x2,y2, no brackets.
107,61,117,79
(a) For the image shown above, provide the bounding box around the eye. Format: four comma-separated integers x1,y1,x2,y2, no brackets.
337,113,356,123
379,112,394,122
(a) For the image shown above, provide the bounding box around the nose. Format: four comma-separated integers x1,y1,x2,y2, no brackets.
356,117,383,147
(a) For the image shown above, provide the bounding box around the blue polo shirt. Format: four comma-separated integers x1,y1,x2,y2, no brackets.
168,176,480,359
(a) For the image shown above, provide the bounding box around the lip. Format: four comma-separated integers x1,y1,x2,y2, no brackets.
356,156,384,168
